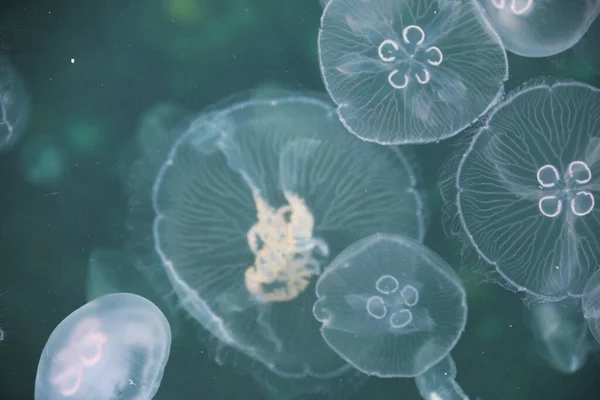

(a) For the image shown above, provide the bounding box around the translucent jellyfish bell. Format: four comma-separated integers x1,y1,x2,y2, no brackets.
478,0,600,57
583,269,600,344
313,233,467,377
35,293,171,400
526,298,592,374
135,93,426,385
415,355,469,400
318,0,508,144
0,56,29,152
453,81,600,300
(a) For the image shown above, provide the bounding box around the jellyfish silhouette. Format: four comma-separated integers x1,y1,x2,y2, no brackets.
415,355,469,400
127,93,426,389
526,298,593,374
583,269,600,344
313,233,467,380
0,56,29,152
449,81,600,300
35,293,171,400
478,0,600,57
318,0,508,144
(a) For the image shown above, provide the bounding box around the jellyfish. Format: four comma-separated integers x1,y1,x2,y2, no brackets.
313,233,470,399
0,56,29,152
583,269,600,344
127,93,426,391
525,298,593,374
35,293,171,400
318,0,508,144
415,355,469,400
448,81,600,300
478,0,600,57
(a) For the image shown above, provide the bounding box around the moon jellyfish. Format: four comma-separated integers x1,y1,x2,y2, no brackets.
415,355,469,400
129,93,425,388
583,269,600,344
0,56,29,152
313,233,467,378
478,0,600,57
452,81,600,300
318,0,508,144
35,293,171,400
526,299,592,374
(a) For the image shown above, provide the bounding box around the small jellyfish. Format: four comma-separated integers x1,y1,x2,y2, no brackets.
526,298,592,374
415,355,469,400
451,81,600,300
583,269,600,344
478,0,600,57
313,233,467,378
35,293,171,400
0,56,29,152
128,92,426,390
318,0,508,144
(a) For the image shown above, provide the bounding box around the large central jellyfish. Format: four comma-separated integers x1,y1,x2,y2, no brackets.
318,0,508,144
129,93,426,388
450,81,600,300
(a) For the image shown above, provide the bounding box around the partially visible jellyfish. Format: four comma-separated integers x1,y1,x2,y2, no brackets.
583,269,600,344
313,233,467,389
128,93,426,393
478,0,600,57
415,355,469,400
85,248,182,338
450,81,600,300
319,0,329,8
319,0,508,144
526,298,593,374
35,293,171,400
0,56,29,152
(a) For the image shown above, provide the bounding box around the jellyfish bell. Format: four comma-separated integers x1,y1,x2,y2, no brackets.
451,80,600,300
313,233,467,378
128,92,426,392
583,269,600,344
478,0,600,57
415,355,469,400
318,0,508,144
525,298,594,374
0,55,29,152
35,293,171,400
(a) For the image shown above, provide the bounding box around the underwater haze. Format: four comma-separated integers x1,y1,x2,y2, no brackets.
1,1,600,399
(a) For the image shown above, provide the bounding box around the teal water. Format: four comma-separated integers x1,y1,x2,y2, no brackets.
1,1,600,399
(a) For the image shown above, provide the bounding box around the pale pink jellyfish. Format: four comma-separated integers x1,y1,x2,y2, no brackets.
35,293,171,400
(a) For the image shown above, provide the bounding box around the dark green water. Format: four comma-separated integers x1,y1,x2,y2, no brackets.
1,1,600,399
